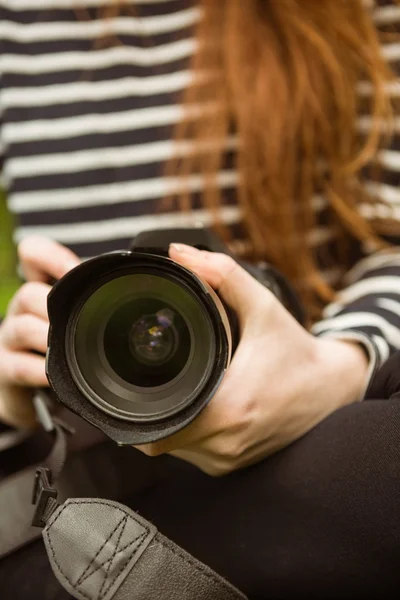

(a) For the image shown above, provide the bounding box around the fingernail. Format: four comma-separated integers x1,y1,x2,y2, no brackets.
169,243,200,256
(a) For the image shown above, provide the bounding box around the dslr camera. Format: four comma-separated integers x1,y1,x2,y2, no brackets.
46,228,304,446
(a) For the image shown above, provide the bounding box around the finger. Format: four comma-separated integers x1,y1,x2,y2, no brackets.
2,314,49,354
1,351,48,387
18,236,80,282
0,386,38,430
8,282,50,320
168,243,270,320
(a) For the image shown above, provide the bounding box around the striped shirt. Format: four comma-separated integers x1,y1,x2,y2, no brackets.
1,0,400,388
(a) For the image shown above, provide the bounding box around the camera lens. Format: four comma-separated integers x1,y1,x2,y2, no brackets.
67,270,219,423
103,298,191,388
130,309,177,366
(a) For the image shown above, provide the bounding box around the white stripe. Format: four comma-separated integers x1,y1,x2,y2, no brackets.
4,136,238,182
363,182,400,206
377,297,400,318
1,103,214,145
8,175,325,217
0,8,201,42
9,170,239,213
0,0,174,10
372,334,391,363
14,205,241,244
0,39,195,74
312,194,328,211
307,227,335,247
357,81,400,97
376,149,400,172
360,201,400,221
0,71,193,108
312,312,400,347
381,42,400,62
373,4,400,24
324,276,400,317
345,250,400,284
357,116,400,133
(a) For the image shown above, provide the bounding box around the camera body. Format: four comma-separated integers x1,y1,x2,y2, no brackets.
46,228,304,446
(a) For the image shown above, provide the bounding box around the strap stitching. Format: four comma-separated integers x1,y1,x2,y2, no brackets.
77,532,146,587
45,499,150,534
97,515,127,600
44,500,151,600
99,533,147,600
75,513,128,587
46,530,91,600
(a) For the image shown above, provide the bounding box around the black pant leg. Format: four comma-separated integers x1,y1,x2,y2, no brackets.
1,399,399,600
132,399,400,599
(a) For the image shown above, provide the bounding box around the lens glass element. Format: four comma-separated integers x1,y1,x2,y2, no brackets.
130,308,176,365
103,299,191,387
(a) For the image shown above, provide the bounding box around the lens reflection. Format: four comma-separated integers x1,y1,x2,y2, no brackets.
130,309,177,366
103,298,191,388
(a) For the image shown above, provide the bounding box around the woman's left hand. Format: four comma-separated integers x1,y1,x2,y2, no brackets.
135,244,369,476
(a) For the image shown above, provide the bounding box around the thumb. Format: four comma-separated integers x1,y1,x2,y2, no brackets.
168,243,270,319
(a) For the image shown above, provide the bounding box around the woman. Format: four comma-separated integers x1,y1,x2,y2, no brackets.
0,0,400,597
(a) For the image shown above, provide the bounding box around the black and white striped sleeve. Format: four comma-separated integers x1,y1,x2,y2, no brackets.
311,250,400,391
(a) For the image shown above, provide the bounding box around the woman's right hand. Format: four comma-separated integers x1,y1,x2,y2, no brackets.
0,237,80,428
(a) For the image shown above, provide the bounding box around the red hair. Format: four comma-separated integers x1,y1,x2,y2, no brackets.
99,1,400,317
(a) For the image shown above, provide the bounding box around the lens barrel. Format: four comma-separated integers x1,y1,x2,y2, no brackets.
46,250,233,445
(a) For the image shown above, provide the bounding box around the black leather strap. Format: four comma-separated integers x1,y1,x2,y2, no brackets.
43,498,247,600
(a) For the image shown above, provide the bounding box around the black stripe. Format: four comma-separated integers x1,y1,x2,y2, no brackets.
0,24,196,56
349,264,400,281
363,169,400,188
10,160,163,194
0,1,192,24
0,8,75,25
4,89,186,123
8,123,178,159
330,297,400,329
0,52,192,87
316,323,396,352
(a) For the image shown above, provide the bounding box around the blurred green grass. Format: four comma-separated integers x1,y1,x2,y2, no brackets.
0,194,19,315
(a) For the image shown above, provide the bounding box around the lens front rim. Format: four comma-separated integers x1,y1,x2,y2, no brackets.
65,257,228,424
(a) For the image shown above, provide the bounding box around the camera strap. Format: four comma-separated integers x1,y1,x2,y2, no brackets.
0,410,71,559
0,399,247,599
39,496,247,600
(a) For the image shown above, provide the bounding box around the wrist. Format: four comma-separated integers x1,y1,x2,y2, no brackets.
315,337,370,406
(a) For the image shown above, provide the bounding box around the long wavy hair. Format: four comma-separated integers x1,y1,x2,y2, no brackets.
92,0,399,317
